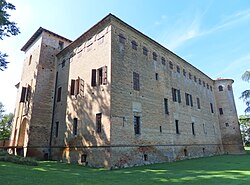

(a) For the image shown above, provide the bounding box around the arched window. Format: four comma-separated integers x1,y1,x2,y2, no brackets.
131,40,138,50
169,61,173,69
118,33,126,44
218,85,223,91
227,85,232,91
161,57,166,65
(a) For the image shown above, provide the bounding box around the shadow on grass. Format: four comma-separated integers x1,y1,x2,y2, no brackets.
1,153,250,185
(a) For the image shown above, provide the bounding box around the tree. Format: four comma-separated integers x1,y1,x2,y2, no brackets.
239,115,250,146
0,102,13,141
0,0,20,71
240,70,250,113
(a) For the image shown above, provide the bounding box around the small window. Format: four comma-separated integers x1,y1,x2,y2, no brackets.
59,41,64,50
172,88,181,103
207,83,209,89
161,57,166,65
131,40,138,50
227,85,232,91
20,87,27,103
134,116,140,135
155,73,159,80
199,79,201,85
194,76,197,82
143,154,148,161
197,97,200,109
55,121,59,137
203,123,206,134
164,98,169,114
81,154,87,163
189,73,192,80
175,120,179,134
143,47,148,56
133,72,140,91
169,61,173,69
96,113,102,133
57,87,62,102
62,60,65,68
176,65,180,73
210,86,213,91
160,126,162,133
183,69,186,77
28,55,32,65
210,103,214,113
192,122,195,135
185,93,193,107
184,149,188,156
225,123,229,127
218,85,223,91
118,33,126,44
219,108,223,115
73,118,78,135
203,81,205,87
153,52,157,61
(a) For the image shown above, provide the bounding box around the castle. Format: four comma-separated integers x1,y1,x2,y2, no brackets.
9,14,244,168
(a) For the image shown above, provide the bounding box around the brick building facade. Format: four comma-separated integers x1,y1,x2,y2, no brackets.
9,14,244,168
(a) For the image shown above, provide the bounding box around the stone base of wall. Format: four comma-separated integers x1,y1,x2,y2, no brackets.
223,144,245,154
50,144,225,168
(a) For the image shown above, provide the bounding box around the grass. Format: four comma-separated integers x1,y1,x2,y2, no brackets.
0,149,250,185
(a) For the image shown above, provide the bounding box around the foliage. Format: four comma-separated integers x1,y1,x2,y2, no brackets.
0,0,20,71
240,71,250,113
0,149,38,166
1,152,250,185
0,102,13,140
239,115,250,146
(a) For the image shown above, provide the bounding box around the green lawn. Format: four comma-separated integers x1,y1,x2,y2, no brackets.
1,149,250,185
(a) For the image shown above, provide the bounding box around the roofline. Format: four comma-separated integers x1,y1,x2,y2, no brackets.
21,27,72,52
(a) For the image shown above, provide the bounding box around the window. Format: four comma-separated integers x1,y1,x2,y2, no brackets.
210,86,213,91
175,120,179,134
228,85,232,91
199,79,201,85
143,154,148,161
55,121,59,137
184,149,188,156
210,103,214,113
62,60,65,68
160,126,162,133
207,83,209,89
189,73,192,79
20,87,27,102
57,87,62,102
28,55,32,65
197,97,200,109
134,116,140,135
118,33,126,44
169,61,173,69
153,52,157,61
185,93,193,106
172,88,181,103
155,73,159,80
133,72,140,91
143,47,148,56
164,98,169,114
192,122,195,135
176,65,180,73
203,123,207,134
218,85,223,91
194,76,197,82
71,77,84,97
225,123,229,127
81,154,87,163
183,69,186,76
59,41,64,50
131,40,138,50
161,57,166,65
96,113,102,133
91,66,107,86
73,118,78,135
203,81,205,87
219,108,223,115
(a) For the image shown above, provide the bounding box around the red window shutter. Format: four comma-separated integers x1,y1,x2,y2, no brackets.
80,79,84,96
70,80,75,95
20,87,27,102
102,66,107,85
91,69,96,86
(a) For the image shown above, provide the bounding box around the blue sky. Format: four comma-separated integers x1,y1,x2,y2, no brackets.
0,0,249,116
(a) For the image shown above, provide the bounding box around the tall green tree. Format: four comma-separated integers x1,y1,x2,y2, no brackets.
240,70,250,113
239,115,250,146
0,0,20,71
0,102,13,140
